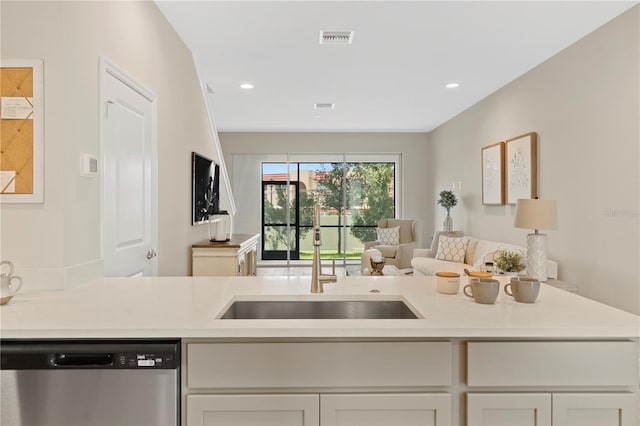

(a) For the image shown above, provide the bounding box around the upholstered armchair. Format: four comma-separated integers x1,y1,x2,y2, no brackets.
363,219,419,269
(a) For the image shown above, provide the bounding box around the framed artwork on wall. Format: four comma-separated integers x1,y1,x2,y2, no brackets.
0,59,44,203
505,132,537,204
192,152,219,225
481,142,505,205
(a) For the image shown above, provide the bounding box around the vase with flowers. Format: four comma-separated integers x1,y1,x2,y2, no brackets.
437,190,458,232
495,250,526,275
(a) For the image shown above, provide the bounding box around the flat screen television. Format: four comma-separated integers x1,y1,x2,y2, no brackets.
192,152,219,224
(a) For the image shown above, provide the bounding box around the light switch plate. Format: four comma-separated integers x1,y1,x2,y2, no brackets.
79,153,98,177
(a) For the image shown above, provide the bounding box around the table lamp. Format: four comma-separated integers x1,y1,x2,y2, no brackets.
514,199,557,281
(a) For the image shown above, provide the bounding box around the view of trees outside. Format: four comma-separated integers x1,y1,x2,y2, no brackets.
262,161,395,261
262,183,315,253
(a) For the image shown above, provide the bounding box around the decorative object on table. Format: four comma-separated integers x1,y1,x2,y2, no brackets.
369,256,386,276
360,248,382,274
494,250,526,275
435,272,460,294
514,198,557,282
504,276,540,303
483,261,496,274
0,260,22,305
481,142,505,205
463,278,500,304
437,190,458,231
463,268,492,278
208,211,230,242
0,59,44,203
505,132,537,205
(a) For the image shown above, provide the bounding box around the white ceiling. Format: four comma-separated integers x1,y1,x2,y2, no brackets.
155,1,637,132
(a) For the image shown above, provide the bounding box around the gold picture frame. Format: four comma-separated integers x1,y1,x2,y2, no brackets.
481,142,505,205
0,59,44,203
505,132,537,205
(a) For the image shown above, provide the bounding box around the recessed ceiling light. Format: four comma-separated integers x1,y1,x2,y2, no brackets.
445,82,460,89
240,83,254,89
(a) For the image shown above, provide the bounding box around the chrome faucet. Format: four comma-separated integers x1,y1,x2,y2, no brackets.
311,204,337,293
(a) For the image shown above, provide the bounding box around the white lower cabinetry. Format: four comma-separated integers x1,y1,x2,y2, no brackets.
187,393,451,426
320,393,451,426
187,394,318,426
466,341,638,426
467,392,636,426
467,393,551,426
552,393,637,426
182,339,638,426
183,341,454,426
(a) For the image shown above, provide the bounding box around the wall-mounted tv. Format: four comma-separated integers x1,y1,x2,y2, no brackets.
192,152,219,225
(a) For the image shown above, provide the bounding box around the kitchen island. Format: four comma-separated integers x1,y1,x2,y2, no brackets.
1,275,639,425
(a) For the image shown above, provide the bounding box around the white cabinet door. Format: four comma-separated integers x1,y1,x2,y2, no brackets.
321,393,451,426
552,393,637,426
187,394,319,426
467,393,551,426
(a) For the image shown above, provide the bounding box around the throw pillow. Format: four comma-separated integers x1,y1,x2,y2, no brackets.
436,236,469,263
376,226,400,246
465,239,479,265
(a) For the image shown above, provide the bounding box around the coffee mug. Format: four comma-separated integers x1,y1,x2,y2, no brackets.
0,260,22,305
463,278,499,304
504,277,540,303
435,272,460,294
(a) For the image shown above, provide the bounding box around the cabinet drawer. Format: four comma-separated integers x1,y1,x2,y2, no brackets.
186,394,319,426
467,341,637,387
187,341,452,389
321,393,452,426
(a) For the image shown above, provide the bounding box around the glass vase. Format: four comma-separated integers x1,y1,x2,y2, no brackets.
443,211,453,232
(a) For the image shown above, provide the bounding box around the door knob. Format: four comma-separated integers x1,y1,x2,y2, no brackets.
146,249,157,260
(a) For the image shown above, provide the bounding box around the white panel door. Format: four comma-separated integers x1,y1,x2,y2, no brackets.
186,394,319,426
321,393,451,426
552,393,637,426
101,60,157,277
467,393,551,426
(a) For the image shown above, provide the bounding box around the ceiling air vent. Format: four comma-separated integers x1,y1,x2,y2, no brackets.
319,31,354,45
314,103,335,110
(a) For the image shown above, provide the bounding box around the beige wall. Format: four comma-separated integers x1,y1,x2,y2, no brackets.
1,1,218,287
428,6,639,314
219,132,431,246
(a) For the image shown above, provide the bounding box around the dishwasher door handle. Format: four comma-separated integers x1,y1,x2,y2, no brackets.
51,353,114,367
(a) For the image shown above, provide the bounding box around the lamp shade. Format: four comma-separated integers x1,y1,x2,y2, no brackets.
514,199,558,231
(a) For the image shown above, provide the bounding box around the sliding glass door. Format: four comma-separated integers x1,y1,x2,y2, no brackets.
261,156,398,263
262,180,299,260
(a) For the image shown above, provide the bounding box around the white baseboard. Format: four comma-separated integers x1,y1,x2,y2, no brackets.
12,266,65,291
64,259,104,289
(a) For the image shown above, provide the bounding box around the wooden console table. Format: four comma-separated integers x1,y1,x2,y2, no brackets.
192,234,259,277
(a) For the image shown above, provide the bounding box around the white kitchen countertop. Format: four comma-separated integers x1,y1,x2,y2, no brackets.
1,275,638,339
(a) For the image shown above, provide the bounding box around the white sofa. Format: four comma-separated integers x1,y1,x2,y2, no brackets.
411,233,558,279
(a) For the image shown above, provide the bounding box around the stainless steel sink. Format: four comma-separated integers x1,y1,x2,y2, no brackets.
219,300,419,319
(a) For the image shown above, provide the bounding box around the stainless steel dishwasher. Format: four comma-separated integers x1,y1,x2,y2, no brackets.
1,339,180,426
